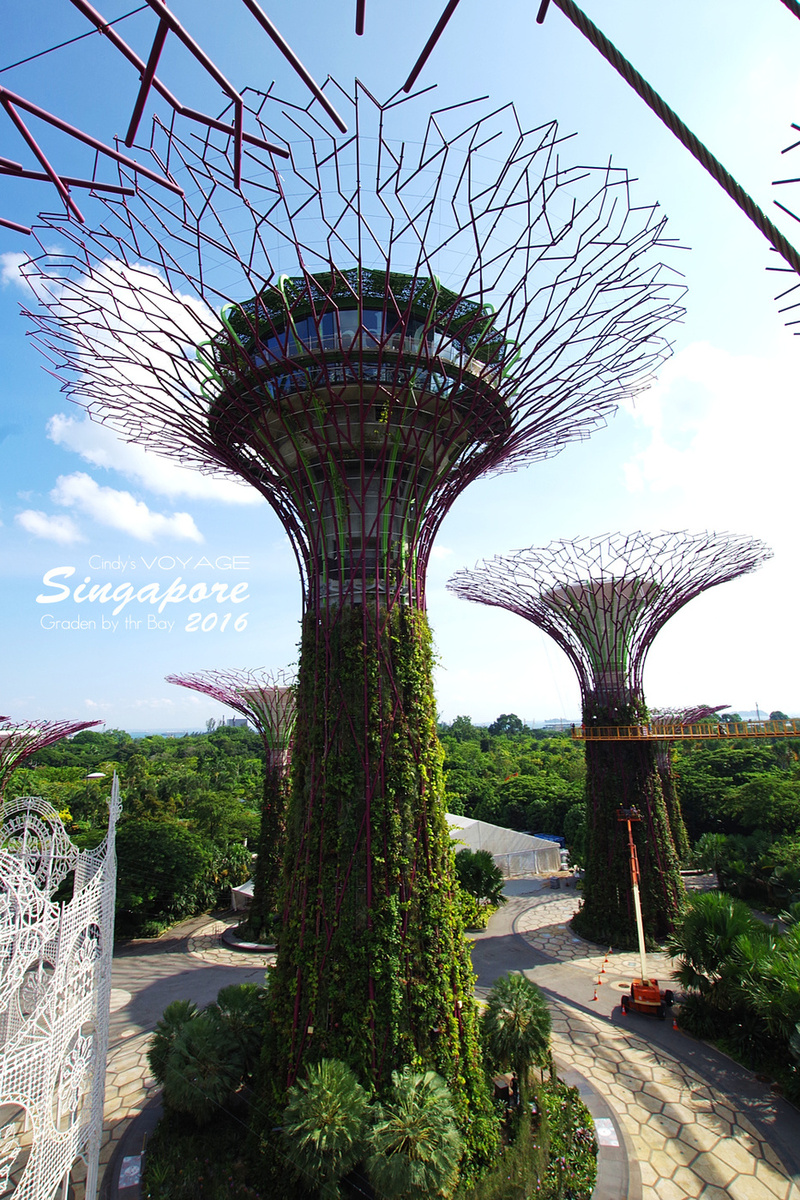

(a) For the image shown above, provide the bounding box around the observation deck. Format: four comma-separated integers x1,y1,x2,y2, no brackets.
202,269,514,603
571,719,800,741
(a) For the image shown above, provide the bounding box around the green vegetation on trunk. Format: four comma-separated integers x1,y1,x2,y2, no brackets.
573,698,684,947
265,604,498,1165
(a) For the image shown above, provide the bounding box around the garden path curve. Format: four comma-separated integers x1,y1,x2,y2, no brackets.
89,886,800,1200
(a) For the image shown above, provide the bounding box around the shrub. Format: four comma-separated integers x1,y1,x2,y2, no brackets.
281,1058,372,1199
163,1012,245,1124
455,849,506,907
367,1068,463,1200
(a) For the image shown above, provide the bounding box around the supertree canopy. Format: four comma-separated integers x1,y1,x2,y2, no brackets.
650,704,729,861
22,79,685,1155
166,668,296,941
448,531,771,944
0,718,102,800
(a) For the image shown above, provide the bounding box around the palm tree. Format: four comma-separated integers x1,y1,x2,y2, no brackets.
163,1011,245,1123
666,890,759,1001
366,1067,463,1200
481,972,552,1096
205,982,269,1078
281,1058,372,1199
147,998,198,1085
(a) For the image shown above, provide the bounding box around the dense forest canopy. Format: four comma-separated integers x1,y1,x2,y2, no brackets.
7,715,800,934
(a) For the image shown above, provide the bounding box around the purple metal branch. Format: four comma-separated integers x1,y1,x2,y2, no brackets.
355,0,366,35
0,718,103,797
237,0,348,132
0,83,184,199
448,532,772,707
67,0,290,166
125,16,170,147
1,93,84,221
0,216,31,234
0,167,135,196
403,0,464,93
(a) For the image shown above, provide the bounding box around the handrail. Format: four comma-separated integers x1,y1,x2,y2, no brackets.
571,720,800,741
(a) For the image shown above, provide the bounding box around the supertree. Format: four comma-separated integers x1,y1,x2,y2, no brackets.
22,79,684,1151
448,531,771,945
166,668,296,941
649,704,729,861
0,718,102,800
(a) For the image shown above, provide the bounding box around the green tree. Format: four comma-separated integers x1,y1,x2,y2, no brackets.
366,1068,463,1200
205,983,268,1077
163,1012,245,1124
115,819,212,936
481,972,552,1096
147,999,199,1084
453,848,506,907
487,714,525,738
281,1058,372,1199
666,890,759,1002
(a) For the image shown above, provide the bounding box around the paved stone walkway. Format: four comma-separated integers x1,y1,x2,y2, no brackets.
186,918,276,969
502,885,800,1200
87,890,800,1199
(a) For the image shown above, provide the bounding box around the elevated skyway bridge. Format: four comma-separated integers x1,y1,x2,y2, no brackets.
571,720,800,741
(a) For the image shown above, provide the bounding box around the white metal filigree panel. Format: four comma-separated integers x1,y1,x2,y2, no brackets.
0,778,121,1199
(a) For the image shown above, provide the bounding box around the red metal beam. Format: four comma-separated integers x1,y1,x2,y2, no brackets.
125,15,170,147
0,84,184,197
68,0,290,160
238,0,348,133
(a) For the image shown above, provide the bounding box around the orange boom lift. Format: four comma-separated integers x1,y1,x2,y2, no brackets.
617,806,673,1019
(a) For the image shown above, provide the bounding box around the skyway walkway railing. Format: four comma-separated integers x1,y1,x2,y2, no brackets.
571,720,800,741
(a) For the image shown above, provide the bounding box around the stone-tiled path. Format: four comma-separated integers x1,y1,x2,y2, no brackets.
186,918,276,969
496,884,800,1200
91,891,800,1199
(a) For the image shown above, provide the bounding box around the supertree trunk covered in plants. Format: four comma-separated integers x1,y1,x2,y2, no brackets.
22,78,684,1150
650,705,729,863
166,668,296,941
448,532,771,946
0,718,102,800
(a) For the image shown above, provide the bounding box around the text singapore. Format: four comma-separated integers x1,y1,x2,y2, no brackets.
36,567,250,617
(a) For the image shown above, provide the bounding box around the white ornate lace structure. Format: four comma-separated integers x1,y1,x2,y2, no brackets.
0,779,121,1199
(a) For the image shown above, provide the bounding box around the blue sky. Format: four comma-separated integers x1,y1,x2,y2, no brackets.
1,0,799,730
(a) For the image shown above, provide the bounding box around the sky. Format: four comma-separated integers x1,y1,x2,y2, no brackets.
1,0,799,731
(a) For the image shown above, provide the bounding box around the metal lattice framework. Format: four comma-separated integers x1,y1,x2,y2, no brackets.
448,531,771,708
448,533,770,942
1,0,346,232
0,779,121,1200
23,82,684,611
166,668,296,936
166,667,296,770
20,82,686,1112
0,719,102,800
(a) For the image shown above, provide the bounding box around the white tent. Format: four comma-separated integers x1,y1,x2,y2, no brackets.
446,814,562,877
231,878,254,911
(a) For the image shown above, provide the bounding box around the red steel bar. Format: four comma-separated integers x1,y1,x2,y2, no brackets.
238,0,348,132
0,167,135,196
125,15,170,146
68,0,289,158
403,0,464,92
1,95,84,221
0,84,184,196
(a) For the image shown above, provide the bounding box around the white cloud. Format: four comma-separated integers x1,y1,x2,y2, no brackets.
47,414,262,505
16,509,84,544
50,472,203,543
0,252,28,289
621,341,799,532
